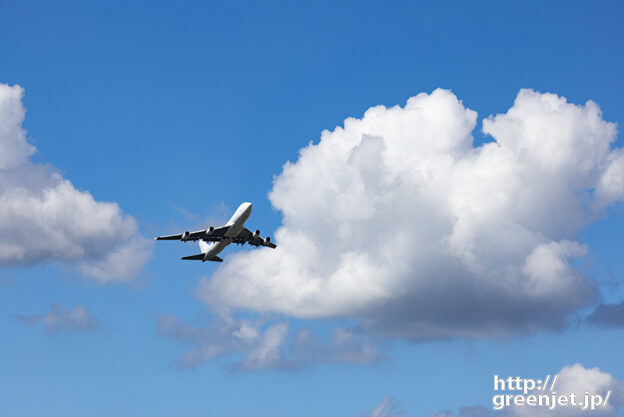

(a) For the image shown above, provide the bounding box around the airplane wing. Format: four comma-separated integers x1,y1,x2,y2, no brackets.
233,228,277,248
155,226,229,242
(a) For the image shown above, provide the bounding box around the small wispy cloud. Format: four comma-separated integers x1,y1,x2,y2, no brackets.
0,277,15,287
586,301,624,328
156,314,386,372
168,202,232,230
362,397,406,417
15,304,98,333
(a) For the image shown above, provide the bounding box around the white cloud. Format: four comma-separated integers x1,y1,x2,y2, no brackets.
457,406,494,417
197,89,623,339
422,364,624,417
0,84,34,170
156,315,385,371
15,304,98,333
0,83,152,282
505,364,624,417
362,397,405,417
424,413,458,417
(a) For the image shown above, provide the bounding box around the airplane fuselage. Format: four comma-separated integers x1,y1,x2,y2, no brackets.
199,202,252,261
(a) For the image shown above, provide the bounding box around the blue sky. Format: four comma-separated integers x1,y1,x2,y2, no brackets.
1,1,624,416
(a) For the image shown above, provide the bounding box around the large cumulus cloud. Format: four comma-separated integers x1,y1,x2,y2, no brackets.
0,83,152,282
196,88,624,340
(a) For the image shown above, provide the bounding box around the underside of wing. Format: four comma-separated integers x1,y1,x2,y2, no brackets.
201,226,230,242
155,226,230,242
233,228,277,248
154,233,183,241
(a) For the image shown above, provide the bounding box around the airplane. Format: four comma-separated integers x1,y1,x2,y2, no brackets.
154,202,276,262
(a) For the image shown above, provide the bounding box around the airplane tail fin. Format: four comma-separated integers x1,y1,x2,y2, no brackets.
181,254,223,262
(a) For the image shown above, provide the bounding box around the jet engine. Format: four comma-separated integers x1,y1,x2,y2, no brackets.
254,230,260,237
181,231,190,241
265,237,271,244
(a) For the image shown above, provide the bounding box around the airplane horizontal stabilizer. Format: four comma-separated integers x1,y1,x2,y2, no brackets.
181,254,223,262
181,253,204,260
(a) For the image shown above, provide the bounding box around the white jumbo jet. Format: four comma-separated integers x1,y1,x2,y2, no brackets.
155,202,276,262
